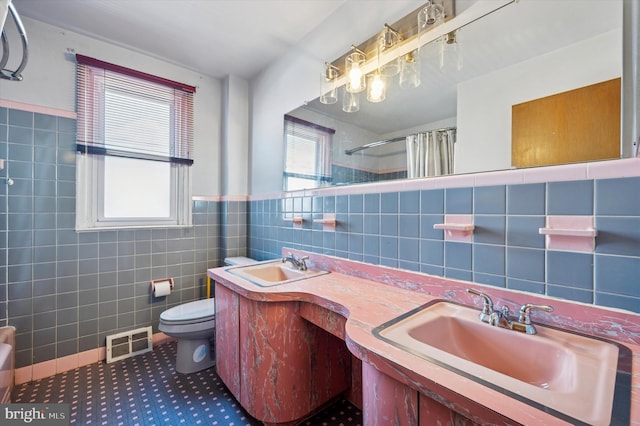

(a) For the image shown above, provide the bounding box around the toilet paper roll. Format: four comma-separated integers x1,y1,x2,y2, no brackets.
153,280,172,297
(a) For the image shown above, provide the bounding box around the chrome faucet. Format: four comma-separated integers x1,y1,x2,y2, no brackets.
518,303,555,334
282,252,309,271
466,288,553,335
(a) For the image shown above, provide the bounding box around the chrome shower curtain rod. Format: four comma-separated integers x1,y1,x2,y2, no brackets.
344,127,456,155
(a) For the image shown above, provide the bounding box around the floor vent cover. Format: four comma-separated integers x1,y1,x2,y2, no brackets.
106,326,153,363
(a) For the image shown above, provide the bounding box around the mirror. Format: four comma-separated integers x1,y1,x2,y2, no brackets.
284,0,623,188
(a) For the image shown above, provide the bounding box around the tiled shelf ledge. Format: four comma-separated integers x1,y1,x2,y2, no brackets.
283,217,304,225
433,223,475,232
433,214,474,242
540,215,597,252
313,213,337,231
538,227,597,237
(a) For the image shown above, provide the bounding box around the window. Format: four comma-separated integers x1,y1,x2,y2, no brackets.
283,115,334,191
75,55,195,230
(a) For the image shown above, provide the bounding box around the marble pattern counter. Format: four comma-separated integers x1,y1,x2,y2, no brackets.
209,249,639,425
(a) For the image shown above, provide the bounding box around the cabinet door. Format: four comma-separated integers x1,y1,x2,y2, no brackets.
239,298,351,423
214,283,241,400
362,362,419,425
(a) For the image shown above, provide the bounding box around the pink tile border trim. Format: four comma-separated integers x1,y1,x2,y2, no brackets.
15,333,175,385
248,158,640,201
192,196,223,202
0,99,76,119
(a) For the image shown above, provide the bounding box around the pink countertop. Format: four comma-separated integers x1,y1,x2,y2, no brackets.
208,249,639,425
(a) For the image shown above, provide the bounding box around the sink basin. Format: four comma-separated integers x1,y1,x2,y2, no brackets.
373,300,622,426
226,261,329,287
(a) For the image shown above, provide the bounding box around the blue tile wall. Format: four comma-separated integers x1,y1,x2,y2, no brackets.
331,164,407,185
0,107,226,368
249,175,640,314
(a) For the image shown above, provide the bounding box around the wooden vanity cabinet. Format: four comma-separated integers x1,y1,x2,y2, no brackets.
214,283,240,398
214,282,351,425
362,362,520,425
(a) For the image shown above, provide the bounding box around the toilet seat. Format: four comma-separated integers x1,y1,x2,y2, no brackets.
159,298,215,325
158,298,217,374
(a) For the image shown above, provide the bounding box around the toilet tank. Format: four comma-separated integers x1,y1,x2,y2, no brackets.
224,256,256,266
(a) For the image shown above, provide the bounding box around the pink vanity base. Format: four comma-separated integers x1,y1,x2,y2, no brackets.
362,362,418,425
215,285,241,398
215,281,351,425
209,248,640,426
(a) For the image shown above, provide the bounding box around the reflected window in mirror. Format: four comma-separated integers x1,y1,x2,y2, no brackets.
283,115,334,191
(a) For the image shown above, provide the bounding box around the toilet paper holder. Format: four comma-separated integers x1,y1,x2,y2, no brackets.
151,278,174,297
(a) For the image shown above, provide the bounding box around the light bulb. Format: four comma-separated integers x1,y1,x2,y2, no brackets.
367,72,386,103
349,64,362,91
371,75,384,99
345,49,366,93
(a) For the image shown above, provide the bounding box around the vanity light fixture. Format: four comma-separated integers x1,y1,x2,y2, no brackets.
367,28,389,103
320,62,340,104
345,46,366,93
378,24,401,77
439,30,463,70
399,49,421,89
418,0,445,30
319,0,453,113
367,70,386,103
342,86,360,112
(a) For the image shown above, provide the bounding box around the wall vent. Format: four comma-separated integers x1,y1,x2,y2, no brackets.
106,326,153,363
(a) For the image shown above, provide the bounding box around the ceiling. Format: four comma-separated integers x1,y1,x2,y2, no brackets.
13,0,347,79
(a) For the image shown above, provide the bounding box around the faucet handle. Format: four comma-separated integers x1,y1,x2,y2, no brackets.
298,256,309,270
518,303,553,324
466,288,494,322
500,305,510,317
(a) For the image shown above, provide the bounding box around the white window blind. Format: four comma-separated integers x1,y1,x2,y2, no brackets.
283,115,334,191
76,54,194,164
75,54,195,230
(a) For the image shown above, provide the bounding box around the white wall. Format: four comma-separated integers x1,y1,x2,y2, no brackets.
456,29,622,174
221,75,250,196
0,17,223,197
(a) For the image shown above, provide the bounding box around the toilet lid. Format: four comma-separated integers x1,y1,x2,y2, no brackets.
160,298,215,323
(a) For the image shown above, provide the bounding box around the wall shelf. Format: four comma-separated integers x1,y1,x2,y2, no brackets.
433,223,475,232
539,227,597,238
284,217,304,225
313,214,337,231
540,215,597,252
433,215,474,242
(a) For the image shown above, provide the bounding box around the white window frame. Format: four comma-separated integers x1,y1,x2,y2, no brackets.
75,56,193,231
76,156,192,230
283,116,333,191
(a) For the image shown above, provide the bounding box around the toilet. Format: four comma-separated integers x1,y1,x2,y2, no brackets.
159,298,216,374
159,256,256,374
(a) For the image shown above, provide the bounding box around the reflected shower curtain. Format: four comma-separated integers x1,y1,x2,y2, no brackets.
406,129,456,178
